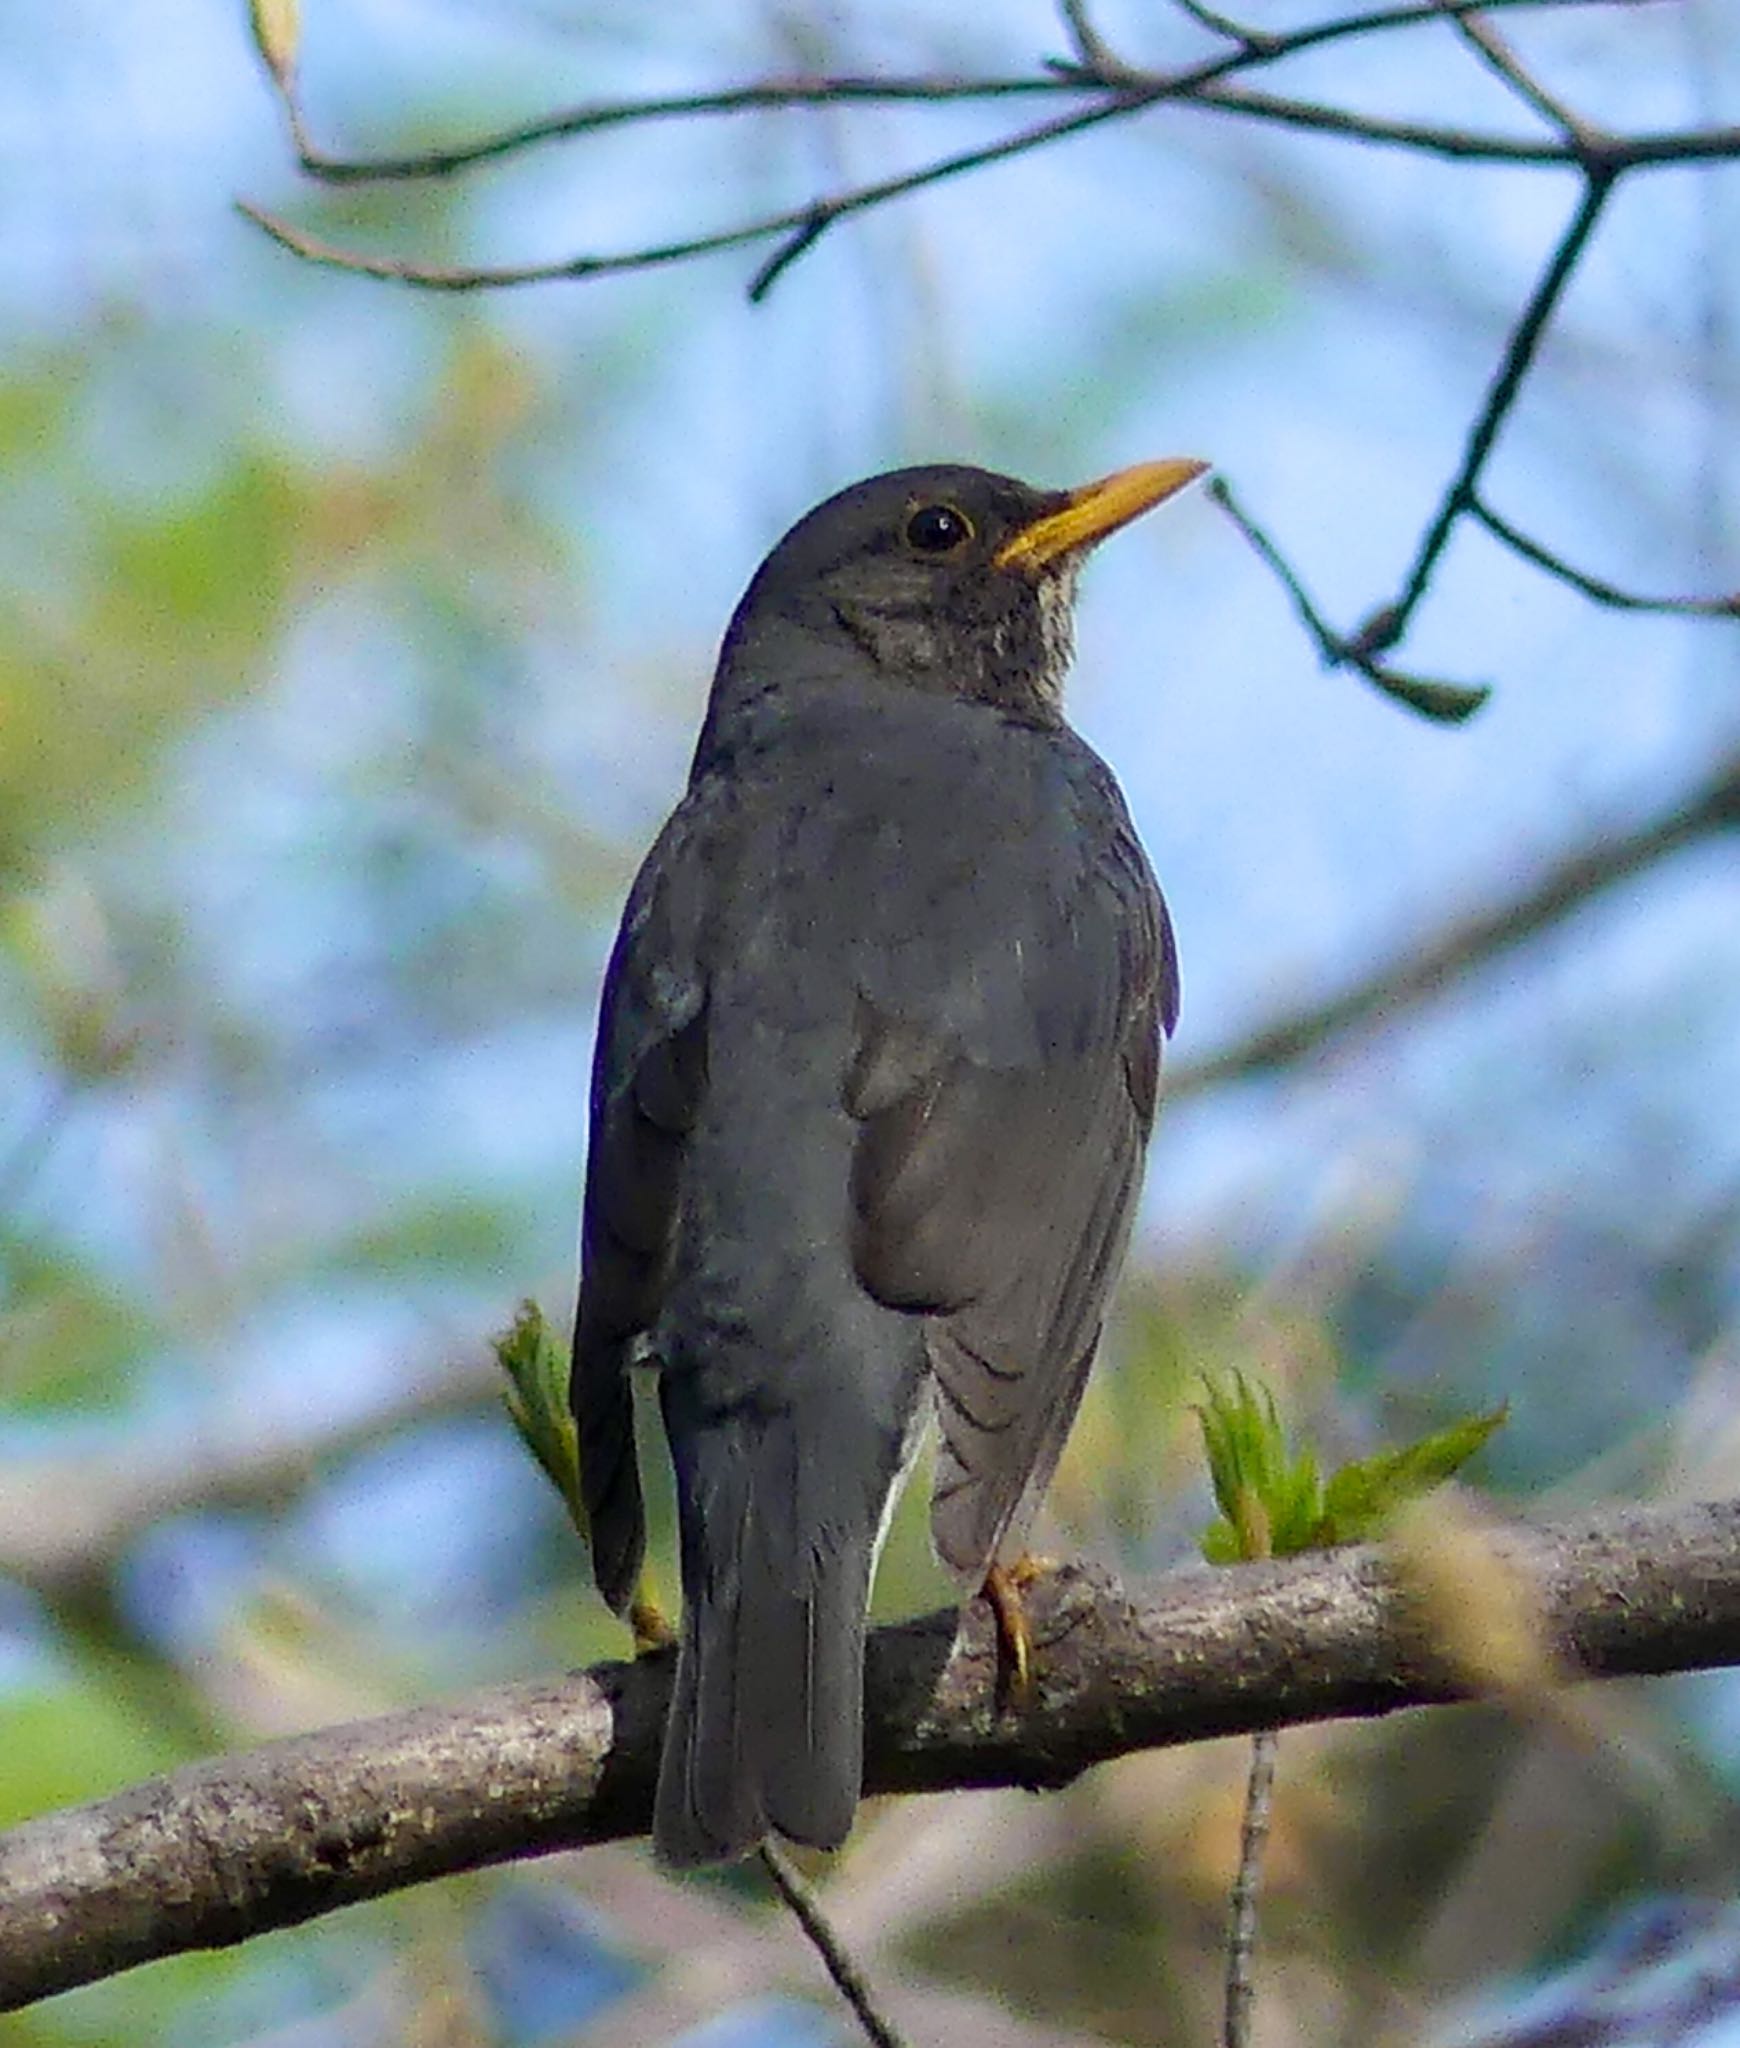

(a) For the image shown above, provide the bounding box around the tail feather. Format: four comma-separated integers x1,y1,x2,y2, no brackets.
654,1416,872,1867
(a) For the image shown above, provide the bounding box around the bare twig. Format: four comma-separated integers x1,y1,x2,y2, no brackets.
569,1805,1107,2048
284,75,1066,184
1224,1730,1279,2048
1355,169,1618,659
1470,499,1740,615
1188,84,1573,162
1207,475,1491,720
1055,0,1137,77
252,2,1662,190
5,1497,1740,2010
241,2,1732,305
1442,7,1595,139
1168,0,1273,51
239,1,1740,704
759,1842,906,2048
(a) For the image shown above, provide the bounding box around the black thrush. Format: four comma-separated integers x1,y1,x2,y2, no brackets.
572,457,1205,1866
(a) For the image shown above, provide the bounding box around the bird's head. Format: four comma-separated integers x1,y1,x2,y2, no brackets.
712,458,1207,726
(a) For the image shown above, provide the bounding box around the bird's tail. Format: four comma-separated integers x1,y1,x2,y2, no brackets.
653,1410,873,1867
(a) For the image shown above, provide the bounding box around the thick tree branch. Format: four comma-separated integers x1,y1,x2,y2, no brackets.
5,1496,1739,2011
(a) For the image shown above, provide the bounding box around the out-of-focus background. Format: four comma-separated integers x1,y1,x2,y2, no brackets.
3,3,1738,2043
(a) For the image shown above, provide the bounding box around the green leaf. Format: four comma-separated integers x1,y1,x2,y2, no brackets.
1197,1374,1508,1564
494,1298,584,1536
1319,1405,1510,1545
1195,1372,1323,1564
248,0,301,89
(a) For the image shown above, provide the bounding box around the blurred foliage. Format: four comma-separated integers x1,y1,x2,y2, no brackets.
0,357,304,878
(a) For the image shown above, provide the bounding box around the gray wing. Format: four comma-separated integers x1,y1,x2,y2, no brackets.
571,804,709,1613
846,792,1176,1583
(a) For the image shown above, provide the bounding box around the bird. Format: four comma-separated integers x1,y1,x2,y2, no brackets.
571,456,1205,1867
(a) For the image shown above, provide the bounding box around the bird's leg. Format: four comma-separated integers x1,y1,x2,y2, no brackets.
982,1554,1047,1706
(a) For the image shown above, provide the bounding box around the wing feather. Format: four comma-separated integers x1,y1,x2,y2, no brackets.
847,787,1173,1583
572,807,710,1613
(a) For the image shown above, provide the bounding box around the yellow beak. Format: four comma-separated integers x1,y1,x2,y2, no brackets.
994,457,1209,574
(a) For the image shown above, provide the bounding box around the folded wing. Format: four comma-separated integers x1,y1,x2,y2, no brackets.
846,805,1176,1580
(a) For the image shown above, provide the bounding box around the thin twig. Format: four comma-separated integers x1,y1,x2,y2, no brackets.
1471,499,1740,615
1192,90,1739,166
747,210,833,303
236,0,1740,702
1169,0,1274,50
1055,0,1136,75
242,102,1740,300
1443,7,1595,139
1207,476,1492,721
240,3,1733,302
289,76,1070,184
242,78,1166,294
1190,85,1574,162
1224,1730,1279,2048
759,1843,907,2048
239,199,799,292
1206,479,1344,664
257,0,1651,188
1356,168,1617,657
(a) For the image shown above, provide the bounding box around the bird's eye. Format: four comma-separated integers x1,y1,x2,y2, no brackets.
903,503,974,554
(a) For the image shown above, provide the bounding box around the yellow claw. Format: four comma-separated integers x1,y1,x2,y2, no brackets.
982,1555,1048,1707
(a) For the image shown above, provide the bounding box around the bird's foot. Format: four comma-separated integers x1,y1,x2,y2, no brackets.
981,1554,1049,1708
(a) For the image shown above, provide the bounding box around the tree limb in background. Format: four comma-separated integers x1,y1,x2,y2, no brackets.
3,1496,1738,2011
0,1355,500,1601
1168,745,1740,1098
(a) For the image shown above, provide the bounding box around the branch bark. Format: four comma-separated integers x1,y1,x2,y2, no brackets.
5,1496,1738,2011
